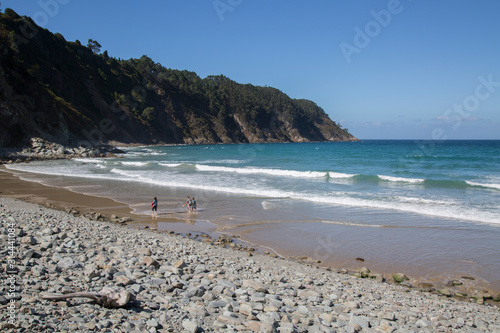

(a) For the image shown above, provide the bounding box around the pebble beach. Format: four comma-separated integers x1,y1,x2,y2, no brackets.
1,197,499,332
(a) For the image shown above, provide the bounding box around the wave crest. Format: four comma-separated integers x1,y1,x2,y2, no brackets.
195,164,329,179
378,175,425,183
465,181,500,190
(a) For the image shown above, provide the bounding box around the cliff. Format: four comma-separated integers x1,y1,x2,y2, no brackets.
0,9,357,148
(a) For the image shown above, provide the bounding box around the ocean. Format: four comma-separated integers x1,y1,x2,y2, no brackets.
5,140,500,291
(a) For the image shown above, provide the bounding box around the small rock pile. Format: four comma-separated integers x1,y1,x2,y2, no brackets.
62,208,133,225
1,197,499,332
0,137,123,164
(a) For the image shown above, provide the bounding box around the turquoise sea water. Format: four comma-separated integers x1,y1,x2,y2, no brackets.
6,140,500,290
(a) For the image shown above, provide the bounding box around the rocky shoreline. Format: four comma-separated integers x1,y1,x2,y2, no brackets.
0,138,124,164
1,197,499,332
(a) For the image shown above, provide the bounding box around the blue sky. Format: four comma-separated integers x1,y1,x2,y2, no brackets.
3,0,500,139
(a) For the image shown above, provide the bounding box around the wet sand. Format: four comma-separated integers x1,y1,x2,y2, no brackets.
1,165,499,296
0,167,218,235
3,196,499,331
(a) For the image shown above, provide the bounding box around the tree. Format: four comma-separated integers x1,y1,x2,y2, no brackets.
4,8,21,19
141,107,155,123
87,39,101,54
54,33,65,41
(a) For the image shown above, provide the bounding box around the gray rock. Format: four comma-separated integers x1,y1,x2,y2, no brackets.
186,306,209,318
415,319,431,328
21,236,37,245
349,315,371,330
218,279,237,289
359,266,371,278
2,197,500,333
42,228,53,235
186,286,205,298
242,279,267,293
378,312,396,321
130,284,144,294
437,288,452,296
203,292,216,301
146,318,159,328
182,319,199,333
31,265,47,276
208,300,228,308
217,314,242,326
260,322,277,333
57,257,82,270
345,301,360,309
142,256,160,268
173,259,187,269
239,303,253,316
194,264,208,273
115,275,135,286
132,271,147,280
39,241,52,251
137,248,152,256
84,265,100,278
392,273,408,283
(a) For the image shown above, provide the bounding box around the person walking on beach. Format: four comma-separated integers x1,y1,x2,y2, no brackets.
183,196,192,212
151,197,158,219
191,197,197,212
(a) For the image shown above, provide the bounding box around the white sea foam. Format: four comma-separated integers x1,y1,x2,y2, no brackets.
394,196,456,206
199,159,246,164
121,161,150,167
262,201,276,210
72,158,105,164
195,164,328,178
5,163,122,181
261,200,285,210
125,149,166,156
113,169,500,225
110,168,145,179
320,220,384,228
465,181,500,190
5,156,500,226
159,163,183,167
305,194,500,225
378,175,425,183
148,152,167,156
328,172,357,179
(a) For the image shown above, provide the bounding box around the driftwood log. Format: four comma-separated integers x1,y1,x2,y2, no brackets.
41,286,131,308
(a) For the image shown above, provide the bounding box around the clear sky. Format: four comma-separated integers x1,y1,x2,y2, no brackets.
3,0,500,139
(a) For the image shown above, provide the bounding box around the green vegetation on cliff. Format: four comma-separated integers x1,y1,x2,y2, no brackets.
0,9,357,147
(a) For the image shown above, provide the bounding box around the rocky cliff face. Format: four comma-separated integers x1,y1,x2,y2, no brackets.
0,10,357,149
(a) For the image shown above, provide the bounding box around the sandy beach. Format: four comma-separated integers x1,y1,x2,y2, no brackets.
0,167,221,235
2,163,500,297
1,166,500,332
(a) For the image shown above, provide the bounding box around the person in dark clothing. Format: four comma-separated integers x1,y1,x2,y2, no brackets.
151,197,158,219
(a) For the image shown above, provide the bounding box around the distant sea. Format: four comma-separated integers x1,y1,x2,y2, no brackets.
6,140,500,291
